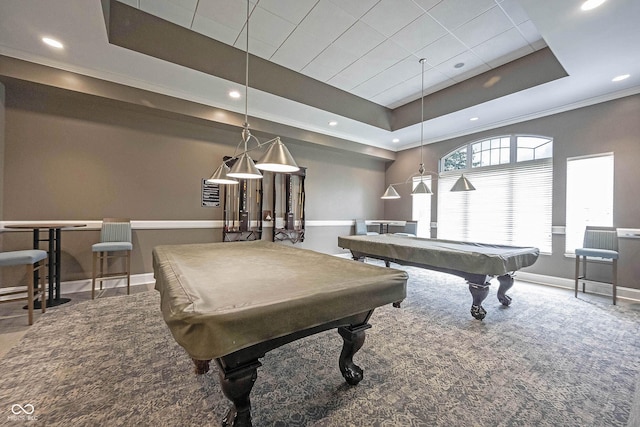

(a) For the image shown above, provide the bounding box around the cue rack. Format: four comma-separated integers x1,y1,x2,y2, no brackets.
270,166,306,244
222,156,264,242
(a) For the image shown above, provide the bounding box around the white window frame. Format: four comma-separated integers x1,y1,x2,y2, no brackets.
565,153,614,254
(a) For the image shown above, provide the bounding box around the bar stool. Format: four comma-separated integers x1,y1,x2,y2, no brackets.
91,218,132,299
574,226,619,304
0,250,47,325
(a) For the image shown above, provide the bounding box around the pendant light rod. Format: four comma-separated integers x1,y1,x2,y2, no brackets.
419,58,426,174
244,0,250,130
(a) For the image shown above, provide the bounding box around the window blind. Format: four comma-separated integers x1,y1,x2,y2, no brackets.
437,158,553,252
565,153,614,253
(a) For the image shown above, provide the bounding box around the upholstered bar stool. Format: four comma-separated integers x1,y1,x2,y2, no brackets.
0,250,47,325
574,226,619,304
355,219,379,236
91,218,132,299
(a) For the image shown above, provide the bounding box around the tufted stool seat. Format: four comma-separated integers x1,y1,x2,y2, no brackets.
0,250,48,325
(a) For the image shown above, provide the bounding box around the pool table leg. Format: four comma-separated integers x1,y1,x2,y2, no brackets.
496,274,514,306
468,282,490,320
338,323,372,385
216,359,261,427
192,358,211,374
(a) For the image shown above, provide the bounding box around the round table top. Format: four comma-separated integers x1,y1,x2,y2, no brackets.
4,223,87,230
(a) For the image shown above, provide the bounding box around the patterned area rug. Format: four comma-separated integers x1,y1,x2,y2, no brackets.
1,264,639,427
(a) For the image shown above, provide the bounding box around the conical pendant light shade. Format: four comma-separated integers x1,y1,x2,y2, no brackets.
451,174,476,192
227,152,263,179
381,185,401,199
411,180,432,195
207,163,239,185
256,138,299,172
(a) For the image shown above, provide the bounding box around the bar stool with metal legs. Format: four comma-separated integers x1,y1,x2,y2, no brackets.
574,226,619,304
0,250,47,325
91,218,132,299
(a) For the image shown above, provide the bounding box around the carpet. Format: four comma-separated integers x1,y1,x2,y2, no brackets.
1,264,639,426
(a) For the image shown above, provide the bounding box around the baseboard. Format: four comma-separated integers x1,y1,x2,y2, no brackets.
330,255,640,303
4,270,638,303
0,273,154,302
516,271,640,302
61,273,156,295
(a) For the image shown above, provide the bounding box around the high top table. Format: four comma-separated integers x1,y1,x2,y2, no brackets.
4,223,86,307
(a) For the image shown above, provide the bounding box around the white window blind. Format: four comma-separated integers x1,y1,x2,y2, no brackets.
565,153,614,253
411,176,432,237
437,158,553,252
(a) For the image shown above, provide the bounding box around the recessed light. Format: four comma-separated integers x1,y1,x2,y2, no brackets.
229,90,241,99
392,138,400,143
612,74,630,82
581,0,606,11
454,62,465,69
470,117,479,121
328,121,338,126
42,37,63,49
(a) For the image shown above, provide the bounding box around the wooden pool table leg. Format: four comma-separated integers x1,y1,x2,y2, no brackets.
192,358,211,374
468,282,490,320
216,359,261,427
496,274,514,306
338,323,372,385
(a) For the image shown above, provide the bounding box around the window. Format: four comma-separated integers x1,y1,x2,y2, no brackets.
517,136,552,162
438,135,553,253
443,147,468,171
411,176,432,237
565,153,614,254
471,137,510,167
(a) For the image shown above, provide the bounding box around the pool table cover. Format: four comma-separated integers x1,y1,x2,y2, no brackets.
153,241,407,360
338,234,539,275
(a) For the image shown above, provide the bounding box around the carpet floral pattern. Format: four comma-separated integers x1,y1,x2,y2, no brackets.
1,265,639,426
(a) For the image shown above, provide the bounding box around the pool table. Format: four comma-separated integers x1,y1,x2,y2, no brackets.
338,234,539,320
152,241,407,427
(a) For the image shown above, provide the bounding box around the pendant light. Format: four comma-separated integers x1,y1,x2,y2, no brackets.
381,59,475,199
209,0,299,183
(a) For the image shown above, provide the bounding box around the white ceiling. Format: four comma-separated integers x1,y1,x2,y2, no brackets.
0,0,639,152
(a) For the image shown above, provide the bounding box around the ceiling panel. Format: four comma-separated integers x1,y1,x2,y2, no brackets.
437,51,490,81
240,7,295,48
330,21,386,58
428,0,497,29
472,28,533,66
390,13,448,54
498,0,531,25
301,44,359,82
415,34,468,67
351,56,420,99
327,0,380,20
257,0,318,24
194,0,253,32
360,0,425,38
452,6,515,48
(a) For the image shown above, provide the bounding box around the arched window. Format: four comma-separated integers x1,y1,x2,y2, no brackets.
437,135,553,253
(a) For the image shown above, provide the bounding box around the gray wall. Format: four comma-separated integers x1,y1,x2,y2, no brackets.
385,94,640,289
0,81,385,286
